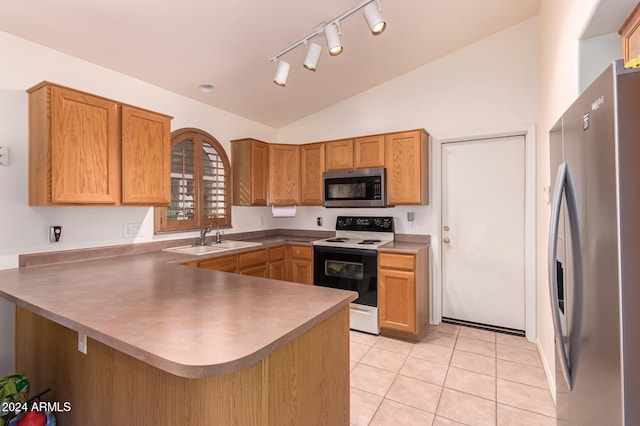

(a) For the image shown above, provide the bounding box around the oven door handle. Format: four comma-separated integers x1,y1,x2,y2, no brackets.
313,245,378,256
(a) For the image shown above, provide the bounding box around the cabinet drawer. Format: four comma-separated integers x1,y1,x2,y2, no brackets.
269,246,286,261
379,252,415,271
198,255,238,272
289,245,312,260
238,249,268,269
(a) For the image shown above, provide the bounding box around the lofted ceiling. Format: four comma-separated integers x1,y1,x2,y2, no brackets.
0,1,545,127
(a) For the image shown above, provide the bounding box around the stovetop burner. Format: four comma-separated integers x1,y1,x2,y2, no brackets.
359,239,382,245
326,238,349,242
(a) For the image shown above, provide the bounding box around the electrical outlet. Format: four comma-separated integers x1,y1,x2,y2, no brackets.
48,226,63,243
123,223,143,238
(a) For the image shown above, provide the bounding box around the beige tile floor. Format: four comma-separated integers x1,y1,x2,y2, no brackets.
350,323,556,425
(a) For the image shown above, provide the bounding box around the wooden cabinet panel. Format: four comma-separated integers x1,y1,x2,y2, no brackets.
385,130,429,205
29,84,119,205
300,142,325,205
240,265,269,278
325,139,354,171
354,135,385,169
268,144,300,205
269,246,286,262
378,251,429,341
269,261,286,280
198,255,238,272
291,261,313,285
289,245,312,260
121,105,171,205
287,244,313,284
231,139,268,206
27,82,172,206
238,249,268,270
620,3,640,64
379,268,416,334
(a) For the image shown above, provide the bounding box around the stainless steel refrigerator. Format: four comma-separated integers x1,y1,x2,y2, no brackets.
549,59,640,425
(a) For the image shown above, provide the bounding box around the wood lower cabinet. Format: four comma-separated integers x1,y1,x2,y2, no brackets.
231,138,268,206
378,250,429,341
27,82,171,206
385,129,430,205
269,246,286,280
288,245,313,285
188,244,313,284
268,144,300,205
325,139,354,170
354,134,385,169
300,142,325,205
198,254,238,273
238,249,269,277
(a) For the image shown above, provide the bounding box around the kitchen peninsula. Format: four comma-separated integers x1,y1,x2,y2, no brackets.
0,247,356,425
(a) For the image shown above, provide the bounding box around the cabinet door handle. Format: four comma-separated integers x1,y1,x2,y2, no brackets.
443,237,450,244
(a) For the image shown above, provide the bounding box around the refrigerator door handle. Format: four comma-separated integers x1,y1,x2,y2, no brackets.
549,162,573,390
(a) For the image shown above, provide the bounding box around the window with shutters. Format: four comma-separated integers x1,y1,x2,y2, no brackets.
154,128,231,233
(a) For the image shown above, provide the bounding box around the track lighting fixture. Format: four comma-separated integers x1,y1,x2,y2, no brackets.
324,23,343,56
363,2,386,34
303,42,323,71
273,59,290,86
268,0,386,86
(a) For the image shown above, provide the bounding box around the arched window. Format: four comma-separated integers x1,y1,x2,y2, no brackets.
154,128,231,233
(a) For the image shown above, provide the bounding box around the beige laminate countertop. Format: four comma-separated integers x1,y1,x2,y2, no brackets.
0,247,356,379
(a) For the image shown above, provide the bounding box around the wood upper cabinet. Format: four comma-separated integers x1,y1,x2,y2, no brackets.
300,142,325,205
231,138,268,206
27,82,171,206
268,144,300,205
620,2,640,64
378,250,429,342
29,84,119,205
120,105,171,205
325,139,354,170
385,129,430,205
354,135,385,169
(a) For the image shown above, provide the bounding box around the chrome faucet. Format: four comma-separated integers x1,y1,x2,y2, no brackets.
213,222,224,244
197,221,224,246
197,223,212,246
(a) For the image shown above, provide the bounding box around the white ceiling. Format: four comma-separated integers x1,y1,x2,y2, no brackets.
0,0,571,128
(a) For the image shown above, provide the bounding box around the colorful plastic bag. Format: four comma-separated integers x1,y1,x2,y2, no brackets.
0,373,29,426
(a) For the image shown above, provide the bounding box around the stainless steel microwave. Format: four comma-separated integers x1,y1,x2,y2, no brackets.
322,167,387,208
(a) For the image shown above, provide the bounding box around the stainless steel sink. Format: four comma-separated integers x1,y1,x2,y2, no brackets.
163,240,262,255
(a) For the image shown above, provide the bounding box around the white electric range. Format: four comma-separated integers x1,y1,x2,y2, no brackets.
312,216,395,334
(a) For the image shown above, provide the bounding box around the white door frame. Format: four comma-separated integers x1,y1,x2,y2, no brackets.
432,125,537,341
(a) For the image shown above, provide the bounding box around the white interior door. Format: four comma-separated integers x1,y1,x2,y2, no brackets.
441,135,525,330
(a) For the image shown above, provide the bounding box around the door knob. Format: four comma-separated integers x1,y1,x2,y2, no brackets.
443,237,450,244
443,226,450,231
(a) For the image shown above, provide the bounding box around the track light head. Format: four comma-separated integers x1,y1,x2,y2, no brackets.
363,2,386,34
273,60,290,86
303,42,322,71
324,22,343,56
